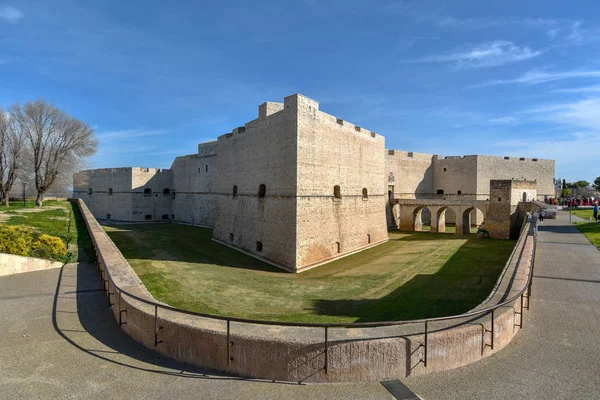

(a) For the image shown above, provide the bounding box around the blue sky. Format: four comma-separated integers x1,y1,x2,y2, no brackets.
1,1,600,182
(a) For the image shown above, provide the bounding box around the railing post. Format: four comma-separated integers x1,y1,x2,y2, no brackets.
520,293,524,328
118,291,122,325
424,320,428,368
227,320,231,366
490,309,495,350
154,305,162,346
324,327,329,374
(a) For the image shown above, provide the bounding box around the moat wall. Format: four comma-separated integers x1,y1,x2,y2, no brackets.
75,197,536,382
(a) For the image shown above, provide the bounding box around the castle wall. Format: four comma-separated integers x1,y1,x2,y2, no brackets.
73,93,557,272
486,180,536,239
212,99,298,270
169,141,218,226
130,168,173,222
295,95,388,270
73,168,134,221
385,151,434,199
475,156,555,200
72,167,173,222
433,156,479,198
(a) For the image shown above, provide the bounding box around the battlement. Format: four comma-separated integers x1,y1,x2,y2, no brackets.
78,167,133,174
216,93,384,142
386,150,434,160
442,155,477,160
80,167,169,176
258,102,284,119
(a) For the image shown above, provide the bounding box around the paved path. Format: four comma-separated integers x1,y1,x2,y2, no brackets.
2,211,599,399
0,263,391,399
407,211,600,399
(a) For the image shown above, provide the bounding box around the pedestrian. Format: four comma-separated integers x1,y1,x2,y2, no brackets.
594,204,599,222
539,209,545,223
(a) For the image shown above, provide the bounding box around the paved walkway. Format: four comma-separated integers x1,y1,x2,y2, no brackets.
0,263,391,399
1,211,599,399
408,211,600,399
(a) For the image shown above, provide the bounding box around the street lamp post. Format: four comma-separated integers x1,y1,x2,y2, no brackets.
22,182,26,206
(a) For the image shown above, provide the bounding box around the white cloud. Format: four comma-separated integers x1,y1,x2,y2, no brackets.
473,69,600,88
407,41,541,69
96,128,169,140
524,97,600,130
498,131,600,181
553,85,600,93
489,116,519,125
0,5,24,24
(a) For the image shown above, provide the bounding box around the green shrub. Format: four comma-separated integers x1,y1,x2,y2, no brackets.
32,234,68,260
0,225,35,256
0,225,67,261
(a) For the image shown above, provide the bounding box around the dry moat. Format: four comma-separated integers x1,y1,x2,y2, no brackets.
104,223,515,324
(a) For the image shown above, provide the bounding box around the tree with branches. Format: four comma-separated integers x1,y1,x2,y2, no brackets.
0,108,25,206
593,177,600,192
12,100,97,206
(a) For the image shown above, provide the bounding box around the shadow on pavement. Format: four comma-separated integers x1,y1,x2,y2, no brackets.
51,261,298,385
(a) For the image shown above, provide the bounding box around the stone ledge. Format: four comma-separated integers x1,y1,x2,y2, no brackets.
0,252,64,277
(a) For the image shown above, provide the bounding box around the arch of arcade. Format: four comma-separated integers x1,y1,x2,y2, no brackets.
391,198,489,235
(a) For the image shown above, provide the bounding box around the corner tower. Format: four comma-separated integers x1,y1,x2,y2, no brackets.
213,94,388,272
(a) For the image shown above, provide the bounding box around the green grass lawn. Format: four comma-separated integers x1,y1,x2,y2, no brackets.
567,208,595,221
575,220,600,249
0,200,94,262
104,224,516,323
419,225,476,233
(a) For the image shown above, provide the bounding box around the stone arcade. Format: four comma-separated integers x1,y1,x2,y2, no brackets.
73,94,555,272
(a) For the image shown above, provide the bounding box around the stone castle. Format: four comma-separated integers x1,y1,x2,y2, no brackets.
73,94,555,272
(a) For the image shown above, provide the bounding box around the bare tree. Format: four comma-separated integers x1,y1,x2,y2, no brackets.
0,108,25,206
12,100,97,206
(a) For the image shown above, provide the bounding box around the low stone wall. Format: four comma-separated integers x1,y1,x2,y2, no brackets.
0,252,64,277
74,198,535,382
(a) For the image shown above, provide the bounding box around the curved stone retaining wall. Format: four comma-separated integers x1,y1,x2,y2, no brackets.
0,252,64,277
74,198,535,382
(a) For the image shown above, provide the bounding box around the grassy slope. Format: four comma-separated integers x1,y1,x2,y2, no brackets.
568,209,596,221
105,224,515,323
575,220,600,249
1,200,94,262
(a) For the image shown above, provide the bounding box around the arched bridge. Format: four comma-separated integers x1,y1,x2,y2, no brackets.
389,198,489,235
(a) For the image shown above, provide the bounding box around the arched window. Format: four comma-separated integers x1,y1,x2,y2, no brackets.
367,234,371,243
334,185,341,199
106,214,111,220
362,188,368,199
88,188,93,195
336,242,341,253
256,241,263,252
108,188,113,195
144,188,151,196
145,215,152,220
162,214,169,220
163,188,170,195
233,185,238,198
258,184,266,198
436,189,444,195
522,192,527,202
229,233,234,241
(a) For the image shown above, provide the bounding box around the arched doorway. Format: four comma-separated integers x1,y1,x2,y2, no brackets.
436,207,448,233
522,192,527,202
461,206,485,234
413,206,432,231
462,207,474,234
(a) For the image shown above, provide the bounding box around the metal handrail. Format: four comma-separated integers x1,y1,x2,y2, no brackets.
81,196,537,373
104,220,535,329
